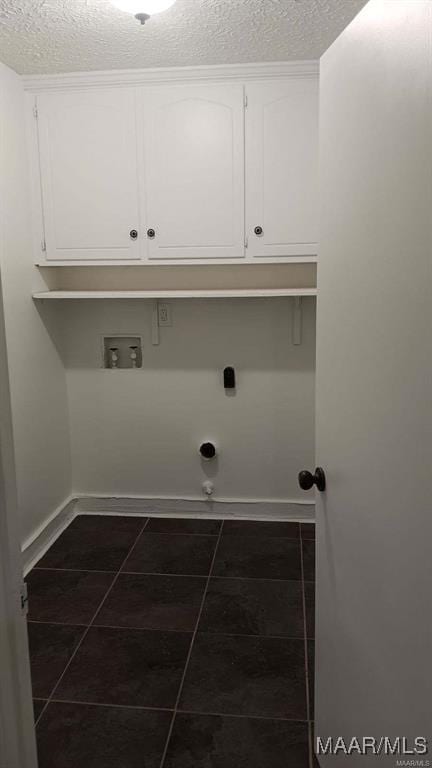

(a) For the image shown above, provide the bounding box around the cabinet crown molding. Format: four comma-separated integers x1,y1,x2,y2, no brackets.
23,60,319,93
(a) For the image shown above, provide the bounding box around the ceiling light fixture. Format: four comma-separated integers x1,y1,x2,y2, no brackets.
110,0,176,25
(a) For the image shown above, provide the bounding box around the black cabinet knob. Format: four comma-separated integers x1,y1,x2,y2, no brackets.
147,228,156,238
298,467,326,493
130,229,138,240
254,226,263,236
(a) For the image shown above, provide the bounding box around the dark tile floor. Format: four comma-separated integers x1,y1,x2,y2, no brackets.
28,514,316,768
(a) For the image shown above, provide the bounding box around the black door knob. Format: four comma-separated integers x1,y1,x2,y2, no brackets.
147,228,156,238
254,226,263,236
298,467,326,492
130,229,138,240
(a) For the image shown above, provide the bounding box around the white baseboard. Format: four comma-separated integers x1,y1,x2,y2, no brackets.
22,496,77,575
75,494,315,522
22,494,316,572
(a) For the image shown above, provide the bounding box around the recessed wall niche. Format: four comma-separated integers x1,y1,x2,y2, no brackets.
102,336,143,369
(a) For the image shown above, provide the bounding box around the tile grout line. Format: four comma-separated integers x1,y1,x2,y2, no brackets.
158,520,225,768
172,708,310,724
31,567,312,585
27,618,308,643
32,570,305,583
87,518,151,628
32,567,118,574
132,530,220,537
111,571,304,583
140,531,301,541
50,699,174,712
40,697,311,725
34,517,150,728
300,526,313,768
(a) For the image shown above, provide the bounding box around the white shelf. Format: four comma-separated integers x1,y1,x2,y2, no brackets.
32,288,317,300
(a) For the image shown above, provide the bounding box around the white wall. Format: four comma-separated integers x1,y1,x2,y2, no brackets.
0,62,71,544
58,296,315,502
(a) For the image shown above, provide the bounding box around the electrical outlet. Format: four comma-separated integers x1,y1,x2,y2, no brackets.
158,303,172,327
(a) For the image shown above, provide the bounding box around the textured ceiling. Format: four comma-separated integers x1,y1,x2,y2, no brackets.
0,0,367,75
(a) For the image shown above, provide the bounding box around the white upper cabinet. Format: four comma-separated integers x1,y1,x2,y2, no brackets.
30,68,319,266
37,89,141,261
245,78,319,259
140,84,245,260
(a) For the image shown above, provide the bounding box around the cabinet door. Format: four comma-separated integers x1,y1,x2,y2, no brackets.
37,90,141,261
141,84,245,261
246,78,319,259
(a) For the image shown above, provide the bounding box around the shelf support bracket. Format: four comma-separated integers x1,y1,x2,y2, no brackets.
151,301,160,346
292,297,302,346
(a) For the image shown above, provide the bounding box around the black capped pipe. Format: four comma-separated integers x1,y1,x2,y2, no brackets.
199,442,217,460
